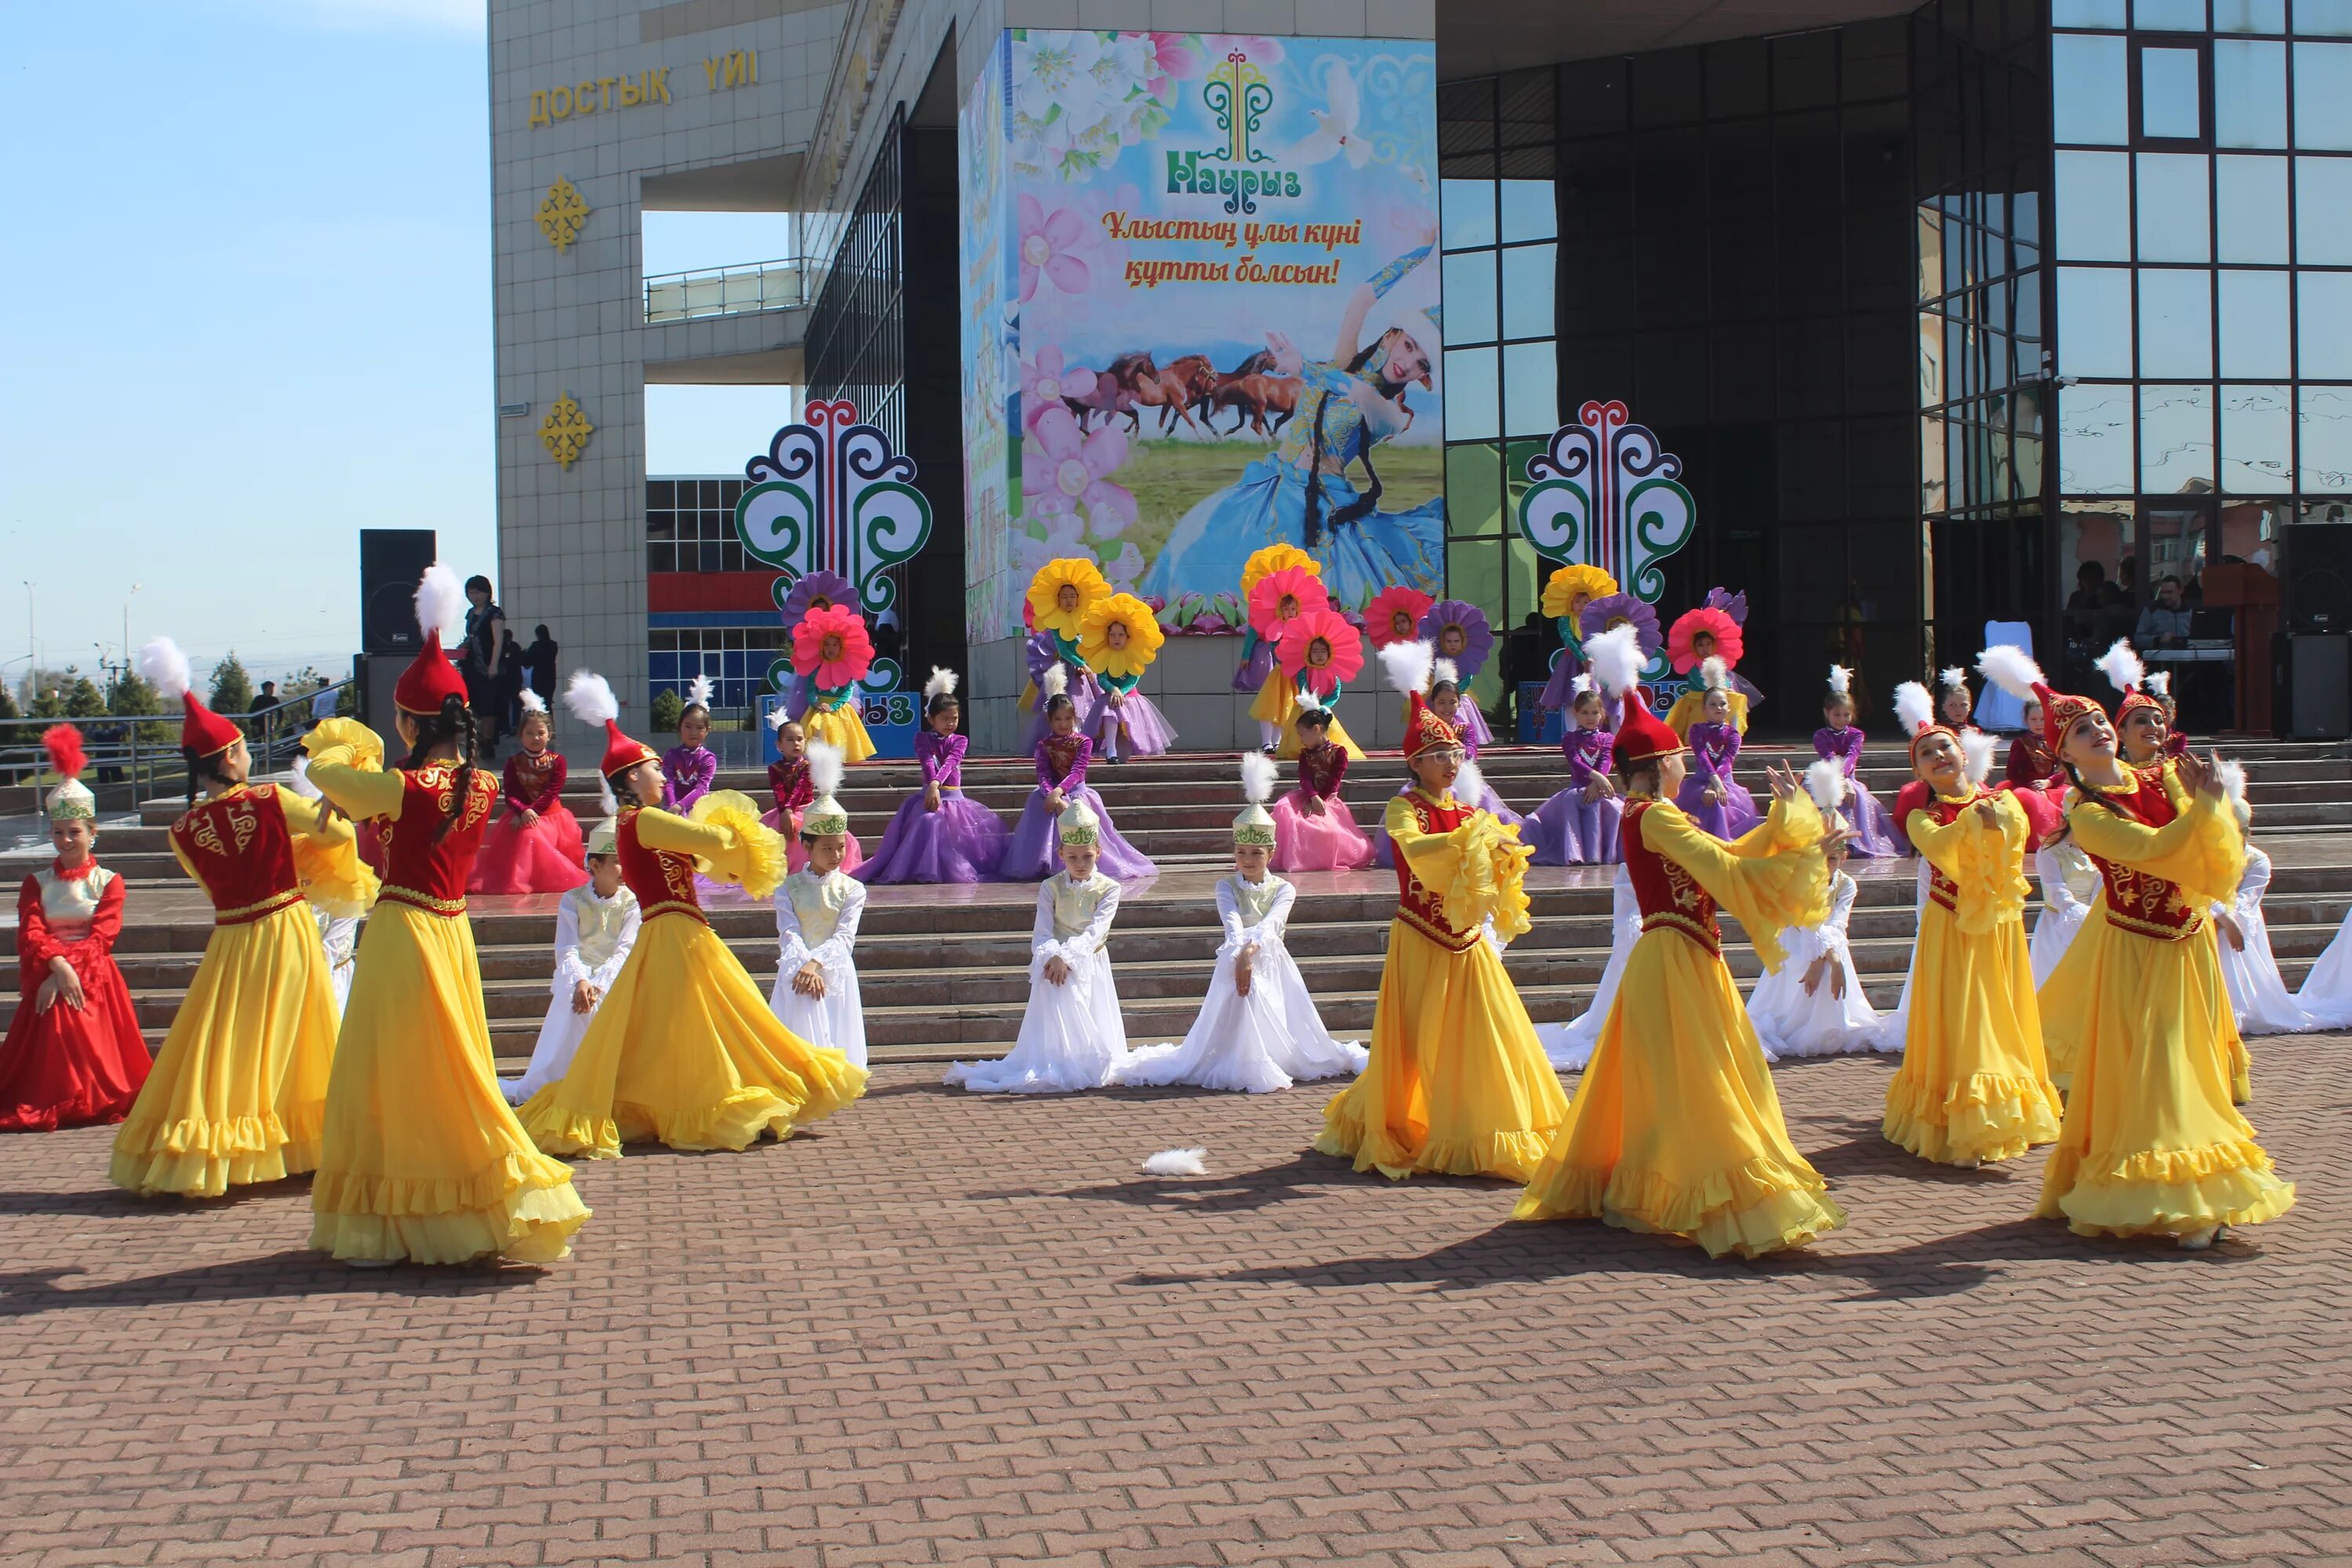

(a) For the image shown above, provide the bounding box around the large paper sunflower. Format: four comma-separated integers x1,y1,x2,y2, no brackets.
1247,566,1330,641
1276,606,1365,698
1078,592,1166,679
1667,606,1744,673
1364,585,1436,648
791,604,873,688
1240,543,1320,600
1416,599,1496,681
1541,564,1618,622
1027,557,1110,640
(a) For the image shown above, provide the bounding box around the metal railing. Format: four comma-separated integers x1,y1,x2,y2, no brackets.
0,677,356,818
643,256,816,323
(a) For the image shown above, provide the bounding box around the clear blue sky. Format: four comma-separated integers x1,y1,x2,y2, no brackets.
0,0,795,693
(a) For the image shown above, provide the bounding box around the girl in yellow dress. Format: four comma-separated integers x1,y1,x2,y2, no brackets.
1313,648,1565,1181
1514,624,1846,1258
109,638,377,1198
520,672,868,1159
300,565,590,1265
1247,560,1367,760
1977,646,2293,1248
1876,679,2062,1167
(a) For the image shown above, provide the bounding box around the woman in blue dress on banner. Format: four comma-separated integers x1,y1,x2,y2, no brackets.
1139,232,1447,611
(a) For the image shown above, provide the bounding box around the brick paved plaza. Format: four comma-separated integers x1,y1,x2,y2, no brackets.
2,1040,2345,1568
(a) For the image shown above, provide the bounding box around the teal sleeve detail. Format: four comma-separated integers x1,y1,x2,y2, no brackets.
1365,244,1432,299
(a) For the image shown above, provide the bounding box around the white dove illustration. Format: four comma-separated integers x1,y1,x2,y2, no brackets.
1290,58,1372,168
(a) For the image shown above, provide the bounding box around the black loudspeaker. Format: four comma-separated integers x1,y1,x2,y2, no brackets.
360,529,437,653
2274,632,2351,739
356,653,410,731
2281,523,2352,632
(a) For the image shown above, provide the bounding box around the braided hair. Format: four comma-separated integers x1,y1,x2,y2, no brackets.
401,692,480,842
1301,338,1395,550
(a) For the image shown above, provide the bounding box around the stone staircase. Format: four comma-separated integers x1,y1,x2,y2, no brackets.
9,739,2350,1068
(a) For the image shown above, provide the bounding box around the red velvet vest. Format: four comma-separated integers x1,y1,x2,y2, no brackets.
379,766,502,916
617,806,705,924
1622,798,1720,955
171,784,302,927
1893,781,1977,915
2085,767,2204,940
1390,789,1480,952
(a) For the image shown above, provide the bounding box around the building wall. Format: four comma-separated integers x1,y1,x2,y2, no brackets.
488,0,847,757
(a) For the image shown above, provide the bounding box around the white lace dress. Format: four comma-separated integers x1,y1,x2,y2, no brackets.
2213,846,2318,1036
1119,874,1367,1092
945,870,1129,1093
768,867,869,1069
2028,841,2097,988
1867,860,1933,1053
1745,869,1878,1058
500,884,641,1103
1534,864,1637,1072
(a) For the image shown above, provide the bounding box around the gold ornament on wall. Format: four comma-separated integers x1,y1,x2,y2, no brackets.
536,176,590,252
539,395,594,470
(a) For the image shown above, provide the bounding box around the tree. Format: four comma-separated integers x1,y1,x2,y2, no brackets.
209,653,254,722
64,673,107,718
29,683,66,720
0,682,16,720
650,687,684,735
109,672,175,746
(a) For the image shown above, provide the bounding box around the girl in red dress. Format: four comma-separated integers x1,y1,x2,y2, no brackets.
0,727,149,1131
469,691,589,895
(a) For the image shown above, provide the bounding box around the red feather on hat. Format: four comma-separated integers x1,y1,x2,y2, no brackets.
42,724,86,782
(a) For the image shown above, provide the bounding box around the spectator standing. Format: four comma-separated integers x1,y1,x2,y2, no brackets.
463,575,514,750
524,624,560,712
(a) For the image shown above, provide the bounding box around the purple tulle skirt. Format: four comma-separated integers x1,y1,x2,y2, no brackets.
1675,775,1761,840
1269,787,1374,870
1371,783,1527,868
1091,691,1177,759
1000,785,1158,881
1841,778,1904,858
1528,787,1624,865
854,787,1010,884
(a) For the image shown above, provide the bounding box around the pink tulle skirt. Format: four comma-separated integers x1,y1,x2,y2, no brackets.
761,805,866,874
1269,787,1373,871
468,803,590,895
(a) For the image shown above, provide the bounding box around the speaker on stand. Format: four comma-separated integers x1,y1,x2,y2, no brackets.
2277,523,2352,739
360,529,437,655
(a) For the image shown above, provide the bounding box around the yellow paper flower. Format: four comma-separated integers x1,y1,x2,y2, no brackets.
1541,564,1618,620
1241,543,1320,598
1026,557,1111,639
1079,593,1166,678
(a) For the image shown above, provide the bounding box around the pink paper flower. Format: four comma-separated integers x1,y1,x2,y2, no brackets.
1022,406,1135,538
1020,346,1091,435
1018,194,1098,303
1138,31,1204,96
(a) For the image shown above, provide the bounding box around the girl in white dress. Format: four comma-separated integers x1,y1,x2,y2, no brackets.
945,801,1131,1093
1534,863,1636,1073
289,758,361,1014
2208,767,2319,1036
1120,755,1368,1093
2029,827,2098,987
2296,903,2352,1028
1746,761,1878,1058
501,817,641,1103
768,745,870,1068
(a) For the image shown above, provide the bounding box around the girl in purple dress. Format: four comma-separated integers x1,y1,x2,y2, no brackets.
659,674,719,812
856,669,1011,884
1000,690,1157,882
1527,677,1623,865
1674,659,1762,840
1813,663,1902,858
1021,627,1101,752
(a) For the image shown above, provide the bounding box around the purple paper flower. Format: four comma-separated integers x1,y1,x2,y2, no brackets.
1416,598,1495,681
780,570,855,629
1704,586,1749,626
1579,593,1662,655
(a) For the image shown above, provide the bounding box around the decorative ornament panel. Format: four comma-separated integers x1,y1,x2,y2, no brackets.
536,176,590,252
539,394,593,470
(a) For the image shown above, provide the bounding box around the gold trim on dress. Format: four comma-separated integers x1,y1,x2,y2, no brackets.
382,884,468,917
1640,909,1722,955
213,890,305,927
2103,905,2207,942
642,900,710,926
1396,906,1482,953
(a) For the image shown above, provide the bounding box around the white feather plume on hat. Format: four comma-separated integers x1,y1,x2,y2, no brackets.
2093,638,2147,697
1585,623,1644,699
1938,665,1967,693
1240,750,1277,805
806,739,844,798
1041,662,1069,699
1379,637,1436,697
1892,680,1936,739
1961,728,1997,786
1976,644,2045,702
685,673,715,710
2146,669,2172,699
1826,663,1852,698
1699,655,1728,691
1452,757,1486,811
1432,657,1460,690
136,637,192,702
415,564,467,645
518,688,547,716
1804,757,1848,816
563,670,619,726
924,666,959,703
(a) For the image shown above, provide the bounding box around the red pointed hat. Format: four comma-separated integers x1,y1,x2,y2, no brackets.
1891,680,1958,768
1401,690,1462,764
2095,638,2167,728
136,636,242,757
1584,621,1682,768
562,670,659,780
396,564,472,715
1977,644,2102,756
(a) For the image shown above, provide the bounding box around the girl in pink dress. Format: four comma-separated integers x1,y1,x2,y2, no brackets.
1269,708,1373,870
469,694,589,894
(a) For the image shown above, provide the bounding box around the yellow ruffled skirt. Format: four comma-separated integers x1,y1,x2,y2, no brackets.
2035,913,2293,1238
109,902,341,1198
1882,906,2062,1166
1256,674,1364,760
521,911,867,1159
1316,919,1566,1181
311,902,590,1264
1513,928,1846,1258
803,703,877,764
2042,900,2253,1103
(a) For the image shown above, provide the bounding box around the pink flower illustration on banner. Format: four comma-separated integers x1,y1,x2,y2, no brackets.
1018,193,1098,302
1207,34,1286,67
1136,31,1205,96
1020,346,1091,434
1022,407,1136,541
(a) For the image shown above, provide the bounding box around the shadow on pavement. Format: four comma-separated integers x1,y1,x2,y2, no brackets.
0,1251,550,1318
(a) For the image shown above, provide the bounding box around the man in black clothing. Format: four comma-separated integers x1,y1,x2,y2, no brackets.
524,625,559,710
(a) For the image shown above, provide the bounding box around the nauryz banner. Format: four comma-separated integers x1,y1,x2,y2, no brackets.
960,30,1443,641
